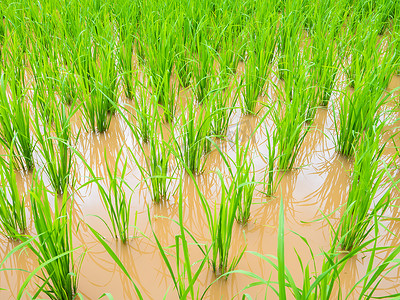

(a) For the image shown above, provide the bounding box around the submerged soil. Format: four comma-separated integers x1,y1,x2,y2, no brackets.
0,68,400,299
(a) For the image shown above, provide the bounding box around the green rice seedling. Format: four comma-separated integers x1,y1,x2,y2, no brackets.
59,67,78,105
0,156,26,239
241,51,263,115
32,75,56,125
2,32,25,100
175,14,195,87
263,121,282,197
230,198,400,300
247,6,278,91
192,26,214,104
0,73,35,170
232,133,256,225
79,25,118,133
203,170,245,274
334,74,394,157
148,182,210,299
132,80,153,143
346,17,398,89
394,20,400,74
139,14,175,106
310,0,345,106
118,25,135,100
209,76,239,138
340,127,390,251
168,138,246,275
158,70,179,124
82,148,132,243
271,74,312,170
278,0,304,81
215,22,245,85
130,114,175,203
175,97,212,174
33,96,79,195
26,178,84,300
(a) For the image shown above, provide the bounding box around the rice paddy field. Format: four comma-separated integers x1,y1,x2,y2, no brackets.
1,0,400,299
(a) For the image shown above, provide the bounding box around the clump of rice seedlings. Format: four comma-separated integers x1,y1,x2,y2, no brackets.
215,22,245,85
334,72,394,157
82,148,132,243
175,15,194,88
232,198,400,299
0,73,35,170
209,76,239,138
78,21,118,133
241,51,263,115
33,95,78,195
175,97,212,174
192,27,214,104
310,0,345,106
158,70,179,123
59,67,78,105
242,7,278,113
271,66,312,170
232,134,256,225
0,156,26,239
130,114,175,203
340,128,390,251
131,80,153,143
118,23,135,100
139,14,175,106
346,17,397,89
148,183,209,299
263,121,282,197
201,170,245,274
25,178,84,300
252,1,278,81
278,0,304,81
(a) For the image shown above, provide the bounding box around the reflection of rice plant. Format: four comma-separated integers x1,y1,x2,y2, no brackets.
0,156,26,239
149,184,209,299
231,198,400,299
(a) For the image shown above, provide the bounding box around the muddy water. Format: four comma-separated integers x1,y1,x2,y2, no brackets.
0,69,400,299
